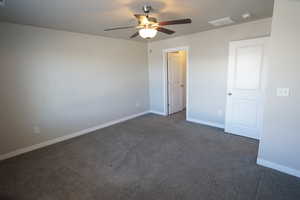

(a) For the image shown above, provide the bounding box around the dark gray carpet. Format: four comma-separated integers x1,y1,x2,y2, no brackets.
1,112,300,200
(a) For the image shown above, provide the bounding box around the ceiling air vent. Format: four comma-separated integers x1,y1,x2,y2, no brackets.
208,17,235,27
0,0,5,7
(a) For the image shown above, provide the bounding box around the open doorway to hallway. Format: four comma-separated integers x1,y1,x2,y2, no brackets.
166,50,187,119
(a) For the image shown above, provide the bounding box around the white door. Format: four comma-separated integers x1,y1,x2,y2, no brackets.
225,37,269,139
168,52,184,114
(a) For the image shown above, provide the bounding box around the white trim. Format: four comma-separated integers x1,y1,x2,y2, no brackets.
0,111,149,161
162,46,190,118
225,37,269,140
149,110,168,116
187,117,225,129
257,158,300,178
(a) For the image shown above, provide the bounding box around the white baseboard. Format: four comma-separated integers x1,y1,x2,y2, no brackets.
0,111,149,161
187,118,225,129
149,110,167,116
257,158,300,178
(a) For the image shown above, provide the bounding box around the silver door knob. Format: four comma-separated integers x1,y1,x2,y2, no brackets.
228,92,232,96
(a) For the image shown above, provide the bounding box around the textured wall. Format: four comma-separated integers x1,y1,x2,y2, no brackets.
0,22,149,155
258,0,300,173
148,18,272,126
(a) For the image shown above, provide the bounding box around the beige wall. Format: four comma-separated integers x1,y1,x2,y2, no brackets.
0,22,149,155
148,18,272,125
258,0,300,175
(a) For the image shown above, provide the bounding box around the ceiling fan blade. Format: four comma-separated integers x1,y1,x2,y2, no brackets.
130,31,139,39
159,18,192,26
104,26,136,31
134,14,157,24
157,27,175,35
148,17,157,23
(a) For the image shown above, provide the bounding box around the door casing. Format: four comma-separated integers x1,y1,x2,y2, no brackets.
163,46,189,117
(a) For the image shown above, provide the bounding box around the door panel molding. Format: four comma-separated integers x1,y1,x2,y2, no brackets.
225,37,269,140
162,46,189,117
167,52,184,114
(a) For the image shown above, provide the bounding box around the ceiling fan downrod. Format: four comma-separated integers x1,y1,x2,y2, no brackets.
143,5,152,14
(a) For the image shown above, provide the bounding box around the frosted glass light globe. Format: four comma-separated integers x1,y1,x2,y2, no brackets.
139,28,158,39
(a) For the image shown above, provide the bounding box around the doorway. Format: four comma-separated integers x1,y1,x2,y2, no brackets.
164,48,188,118
225,37,269,140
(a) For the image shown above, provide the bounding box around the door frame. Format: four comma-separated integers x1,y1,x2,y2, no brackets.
225,37,269,140
162,46,189,117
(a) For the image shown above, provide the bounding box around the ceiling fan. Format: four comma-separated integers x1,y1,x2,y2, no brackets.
104,5,192,39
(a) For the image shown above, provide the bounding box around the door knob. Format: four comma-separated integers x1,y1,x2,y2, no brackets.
228,92,232,96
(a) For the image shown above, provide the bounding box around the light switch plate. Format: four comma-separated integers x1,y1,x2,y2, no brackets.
277,88,290,97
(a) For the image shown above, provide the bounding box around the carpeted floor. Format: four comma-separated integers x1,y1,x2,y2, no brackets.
0,112,300,200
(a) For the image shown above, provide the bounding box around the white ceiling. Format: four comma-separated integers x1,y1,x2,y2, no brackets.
0,0,274,42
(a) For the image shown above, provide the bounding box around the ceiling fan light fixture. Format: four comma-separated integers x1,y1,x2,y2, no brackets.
139,28,157,39
104,5,191,39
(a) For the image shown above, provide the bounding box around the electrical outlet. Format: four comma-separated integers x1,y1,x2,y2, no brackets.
135,102,140,107
33,126,41,134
